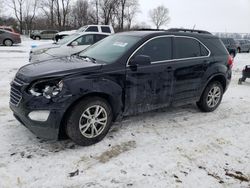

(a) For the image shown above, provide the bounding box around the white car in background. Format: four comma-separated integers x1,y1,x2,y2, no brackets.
30,32,110,63
55,25,114,41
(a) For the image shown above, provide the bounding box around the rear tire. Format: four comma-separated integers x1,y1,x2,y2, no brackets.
4,39,13,46
65,97,113,146
197,81,223,112
35,36,40,40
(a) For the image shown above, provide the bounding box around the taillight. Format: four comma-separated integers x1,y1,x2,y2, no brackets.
228,55,233,68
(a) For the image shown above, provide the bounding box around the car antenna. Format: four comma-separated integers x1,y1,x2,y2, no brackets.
192,24,196,31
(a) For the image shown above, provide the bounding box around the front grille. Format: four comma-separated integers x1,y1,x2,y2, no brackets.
13,77,25,86
10,86,22,106
10,76,27,106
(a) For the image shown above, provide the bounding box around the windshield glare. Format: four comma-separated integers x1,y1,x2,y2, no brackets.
57,33,80,45
79,35,140,64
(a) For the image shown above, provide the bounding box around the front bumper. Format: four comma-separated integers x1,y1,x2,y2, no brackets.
10,102,64,140
9,79,70,140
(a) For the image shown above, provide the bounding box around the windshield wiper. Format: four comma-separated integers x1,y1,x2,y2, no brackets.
79,55,97,64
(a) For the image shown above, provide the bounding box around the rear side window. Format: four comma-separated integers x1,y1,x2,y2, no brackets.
86,26,98,32
174,37,208,59
95,34,108,42
134,37,172,62
75,34,94,45
101,26,111,33
49,30,58,34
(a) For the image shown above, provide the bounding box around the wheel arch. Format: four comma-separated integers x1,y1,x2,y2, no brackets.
58,92,123,139
202,74,227,95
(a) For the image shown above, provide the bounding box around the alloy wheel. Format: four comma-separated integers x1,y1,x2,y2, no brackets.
78,105,108,138
206,86,221,108
4,39,13,46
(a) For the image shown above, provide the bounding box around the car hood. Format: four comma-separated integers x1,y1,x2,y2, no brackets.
31,43,60,52
16,56,102,82
57,30,76,35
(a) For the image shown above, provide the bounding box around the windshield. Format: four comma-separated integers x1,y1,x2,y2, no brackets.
56,33,80,45
79,35,141,64
77,26,88,33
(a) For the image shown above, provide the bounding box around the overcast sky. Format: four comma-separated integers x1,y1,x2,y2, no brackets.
137,0,250,33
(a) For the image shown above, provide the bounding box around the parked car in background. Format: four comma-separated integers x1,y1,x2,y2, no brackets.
221,38,237,58
0,29,21,46
0,26,16,33
54,25,114,41
30,32,110,63
30,30,59,40
10,29,232,146
235,39,250,53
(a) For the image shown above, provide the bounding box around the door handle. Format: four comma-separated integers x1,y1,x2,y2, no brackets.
166,67,172,72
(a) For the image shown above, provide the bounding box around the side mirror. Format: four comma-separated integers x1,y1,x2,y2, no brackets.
70,41,78,47
129,55,151,67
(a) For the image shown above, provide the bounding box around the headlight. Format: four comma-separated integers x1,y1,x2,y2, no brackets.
29,79,63,99
32,48,49,55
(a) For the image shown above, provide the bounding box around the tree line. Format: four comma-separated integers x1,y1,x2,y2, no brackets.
0,0,170,34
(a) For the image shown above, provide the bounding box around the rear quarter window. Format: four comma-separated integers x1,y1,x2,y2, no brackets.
95,34,108,42
205,38,228,56
101,27,111,33
174,37,206,59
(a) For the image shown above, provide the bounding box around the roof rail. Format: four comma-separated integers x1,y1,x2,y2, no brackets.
135,28,165,31
167,28,212,35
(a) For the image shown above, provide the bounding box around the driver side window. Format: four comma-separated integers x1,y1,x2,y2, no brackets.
133,37,172,62
74,35,94,45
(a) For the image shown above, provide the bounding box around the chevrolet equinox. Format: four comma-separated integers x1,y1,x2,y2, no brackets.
10,29,232,146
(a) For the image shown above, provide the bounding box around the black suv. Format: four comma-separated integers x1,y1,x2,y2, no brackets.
221,38,238,58
10,29,232,146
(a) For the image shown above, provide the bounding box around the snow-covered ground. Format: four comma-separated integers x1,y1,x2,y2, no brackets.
0,37,250,188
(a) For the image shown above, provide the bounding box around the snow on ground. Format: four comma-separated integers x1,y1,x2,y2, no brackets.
0,36,250,188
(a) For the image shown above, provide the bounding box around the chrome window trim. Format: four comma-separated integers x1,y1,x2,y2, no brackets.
126,35,211,67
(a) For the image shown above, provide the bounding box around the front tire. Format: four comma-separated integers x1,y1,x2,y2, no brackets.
65,97,113,146
197,81,223,112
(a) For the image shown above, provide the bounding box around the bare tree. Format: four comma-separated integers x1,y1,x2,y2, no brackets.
92,0,99,24
40,0,55,28
149,5,170,29
9,0,24,33
124,0,139,29
61,0,70,29
111,0,139,31
72,0,89,27
99,0,117,25
23,0,38,34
